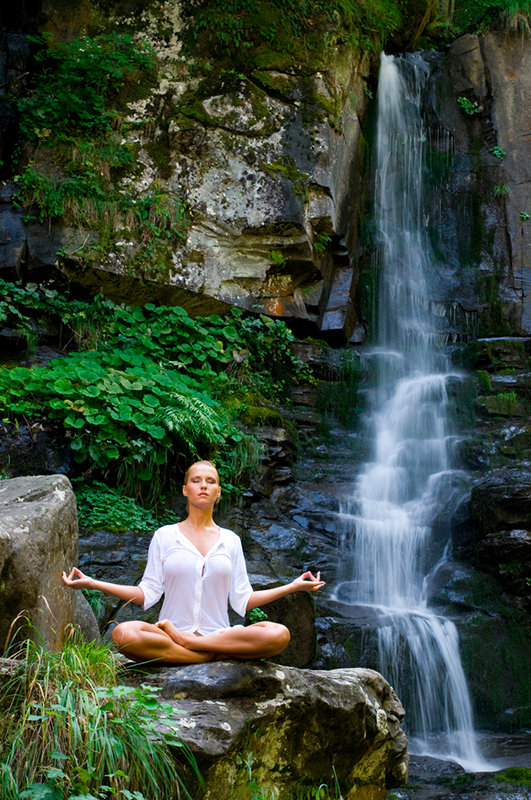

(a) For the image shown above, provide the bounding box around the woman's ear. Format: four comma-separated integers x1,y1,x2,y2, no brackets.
182,485,188,496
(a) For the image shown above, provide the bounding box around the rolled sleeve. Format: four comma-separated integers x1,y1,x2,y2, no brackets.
228,535,253,617
138,531,165,610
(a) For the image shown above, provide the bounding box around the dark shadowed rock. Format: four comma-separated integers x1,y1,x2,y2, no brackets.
470,468,531,536
125,659,409,799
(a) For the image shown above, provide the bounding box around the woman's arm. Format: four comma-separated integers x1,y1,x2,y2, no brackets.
246,571,325,611
62,567,145,605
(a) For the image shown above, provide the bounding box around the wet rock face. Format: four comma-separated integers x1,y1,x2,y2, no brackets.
470,468,531,536
124,660,409,799
423,33,530,338
0,474,78,650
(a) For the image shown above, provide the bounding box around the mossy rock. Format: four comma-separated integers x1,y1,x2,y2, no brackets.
454,339,530,372
240,406,285,427
474,394,526,418
458,609,531,730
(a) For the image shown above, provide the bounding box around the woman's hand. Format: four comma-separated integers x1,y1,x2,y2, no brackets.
62,567,94,590
291,571,325,593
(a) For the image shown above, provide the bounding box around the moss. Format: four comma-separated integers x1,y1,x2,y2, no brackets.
263,158,310,202
240,406,286,427
453,339,527,371
476,369,491,393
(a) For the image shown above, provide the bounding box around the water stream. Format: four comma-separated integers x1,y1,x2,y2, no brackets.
333,53,493,771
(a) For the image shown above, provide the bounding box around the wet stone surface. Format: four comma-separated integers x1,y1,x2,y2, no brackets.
390,749,531,800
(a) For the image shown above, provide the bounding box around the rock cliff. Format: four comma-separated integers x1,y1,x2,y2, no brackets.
422,32,531,338
1,0,372,341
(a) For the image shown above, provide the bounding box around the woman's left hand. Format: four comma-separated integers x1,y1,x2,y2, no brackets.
291,571,325,593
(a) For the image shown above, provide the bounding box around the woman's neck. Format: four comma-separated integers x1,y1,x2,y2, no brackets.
182,505,217,532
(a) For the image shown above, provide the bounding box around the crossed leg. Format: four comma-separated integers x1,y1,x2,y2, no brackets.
112,619,290,665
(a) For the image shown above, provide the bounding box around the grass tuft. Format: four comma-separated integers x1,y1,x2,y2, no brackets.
0,635,197,800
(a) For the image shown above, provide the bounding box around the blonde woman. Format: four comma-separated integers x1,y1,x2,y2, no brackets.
63,460,324,664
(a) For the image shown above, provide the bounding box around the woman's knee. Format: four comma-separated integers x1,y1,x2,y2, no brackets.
263,622,290,652
112,620,141,649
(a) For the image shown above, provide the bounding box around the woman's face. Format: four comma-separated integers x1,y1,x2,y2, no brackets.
182,463,221,508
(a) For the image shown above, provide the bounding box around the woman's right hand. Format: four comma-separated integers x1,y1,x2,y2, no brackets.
62,567,94,590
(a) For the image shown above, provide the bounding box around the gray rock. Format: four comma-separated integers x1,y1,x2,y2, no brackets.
124,660,409,799
74,591,100,643
0,474,78,651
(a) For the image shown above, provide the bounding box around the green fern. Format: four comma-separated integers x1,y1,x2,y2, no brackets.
158,395,226,451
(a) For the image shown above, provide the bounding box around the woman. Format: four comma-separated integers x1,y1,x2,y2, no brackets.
63,460,325,664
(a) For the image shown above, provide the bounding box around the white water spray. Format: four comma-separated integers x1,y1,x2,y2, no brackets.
334,53,492,771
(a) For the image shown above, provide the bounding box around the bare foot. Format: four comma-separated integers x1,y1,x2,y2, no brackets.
155,619,194,649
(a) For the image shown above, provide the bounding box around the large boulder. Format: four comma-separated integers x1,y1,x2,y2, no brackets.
126,660,409,799
0,474,78,650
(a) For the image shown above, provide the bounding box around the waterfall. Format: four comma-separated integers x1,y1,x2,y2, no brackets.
334,53,491,771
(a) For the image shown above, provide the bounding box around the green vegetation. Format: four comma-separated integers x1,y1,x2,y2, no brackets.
495,767,531,786
74,481,179,531
0,279,310,503
494,184,511,198
455,0,531,33
0,636,197,799
496,390,517,414
521,212,530,221
476,369,491,393
457,96,483,116
179,0,402,71
313,233,332,257
268,250,288,268
11,33,183,278
17,33,153,142
248,608,268,623
490,146,506,160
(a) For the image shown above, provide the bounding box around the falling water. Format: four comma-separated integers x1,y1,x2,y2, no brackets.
334,53,491,770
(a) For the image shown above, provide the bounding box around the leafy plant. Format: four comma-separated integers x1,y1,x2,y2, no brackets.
520,212,530,221
74,481,178,532
457,96,483,115
0,636,197,800
0,281,310,500
248,608,268,623
454,0,531,32
17,33,153,141
490,146,506,160
268,250,287,268
313,232,332,257
494,184,511,198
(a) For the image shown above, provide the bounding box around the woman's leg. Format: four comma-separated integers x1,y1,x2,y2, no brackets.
112,621,216,664
156,620,290,660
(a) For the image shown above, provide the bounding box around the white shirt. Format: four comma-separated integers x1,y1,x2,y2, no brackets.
138,524,254,635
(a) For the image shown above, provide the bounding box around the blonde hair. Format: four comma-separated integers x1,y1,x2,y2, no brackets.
184,460,221,485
